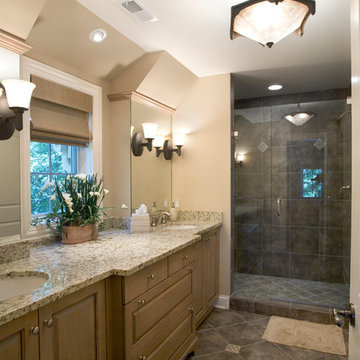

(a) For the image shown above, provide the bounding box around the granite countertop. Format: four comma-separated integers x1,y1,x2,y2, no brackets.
0,220,221,326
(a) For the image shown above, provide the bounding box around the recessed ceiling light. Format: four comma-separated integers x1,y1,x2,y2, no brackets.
89,29,107,43
268,84,283,91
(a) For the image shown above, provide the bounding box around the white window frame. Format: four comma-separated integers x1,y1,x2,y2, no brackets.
20,57,102,240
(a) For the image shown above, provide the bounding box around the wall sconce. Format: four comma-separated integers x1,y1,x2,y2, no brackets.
235,153,245,166
155,133,185,160
131,122,158,156
0,79,36,140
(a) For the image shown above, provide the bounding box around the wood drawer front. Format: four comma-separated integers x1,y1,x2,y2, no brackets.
124,258,167,304
128,269,192,343
168,243,196,276
142,311,193,360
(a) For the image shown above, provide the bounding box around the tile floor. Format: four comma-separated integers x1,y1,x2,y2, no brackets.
190,309,348,360
233,273,349,308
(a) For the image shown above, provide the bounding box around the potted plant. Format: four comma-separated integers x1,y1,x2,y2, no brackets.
35,173,108,244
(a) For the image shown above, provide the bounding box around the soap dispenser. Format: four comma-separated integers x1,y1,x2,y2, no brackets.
151,201,158,214
170,202,178,222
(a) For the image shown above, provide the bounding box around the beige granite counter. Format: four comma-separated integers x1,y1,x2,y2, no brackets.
0,220,221,326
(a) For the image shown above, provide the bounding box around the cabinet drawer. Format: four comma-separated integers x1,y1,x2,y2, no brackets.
123,258,167,304
142,310,193,360
124,266,194,359
168,243,196,276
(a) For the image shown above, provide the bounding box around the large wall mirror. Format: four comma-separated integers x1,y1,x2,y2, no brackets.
0,47,21,241
131,100,172,213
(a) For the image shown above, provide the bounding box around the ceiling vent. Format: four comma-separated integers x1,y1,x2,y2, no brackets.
117,0,158,23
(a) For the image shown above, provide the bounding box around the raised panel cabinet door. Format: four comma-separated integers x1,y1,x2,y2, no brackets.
39,281,106,360
203,230,219,307
0,311,39,360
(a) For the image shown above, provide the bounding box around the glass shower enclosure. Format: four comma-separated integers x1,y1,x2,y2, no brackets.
233,98,351,309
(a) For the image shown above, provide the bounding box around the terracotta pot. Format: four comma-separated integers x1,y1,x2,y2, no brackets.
61,224,98,245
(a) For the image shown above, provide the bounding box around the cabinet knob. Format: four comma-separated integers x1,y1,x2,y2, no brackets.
147,273,155,280
183,255,188,260
138,299,146,306
188,307,194,313
188,266,194,272
45,319,54,328
139,356,146,360
31,326,40,335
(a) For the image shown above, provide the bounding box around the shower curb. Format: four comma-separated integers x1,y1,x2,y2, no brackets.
230,297,349,328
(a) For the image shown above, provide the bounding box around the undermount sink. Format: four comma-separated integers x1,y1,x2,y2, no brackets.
165,225,198,231
0,271,48,301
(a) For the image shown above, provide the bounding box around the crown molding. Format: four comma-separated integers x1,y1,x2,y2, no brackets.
108,90,176,115
0,30,32,54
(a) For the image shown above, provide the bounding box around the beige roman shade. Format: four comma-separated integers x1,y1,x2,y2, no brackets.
30,75,93,147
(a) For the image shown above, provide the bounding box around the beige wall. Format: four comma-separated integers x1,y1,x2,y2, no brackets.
172,74,232,296
107,100,131,217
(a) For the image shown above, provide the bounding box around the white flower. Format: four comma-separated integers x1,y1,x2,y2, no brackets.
62,192,72,201
50,195,56,201
66,175,71,181
104,189,109,195
40,181,55,193
77,193,82,199
89,191,100,197
121,204,128,209
75,173,87,182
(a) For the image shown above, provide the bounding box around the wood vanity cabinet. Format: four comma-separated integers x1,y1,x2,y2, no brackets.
0,225,220,360
0,281,106,360
0,311,39,360
39,281,107,360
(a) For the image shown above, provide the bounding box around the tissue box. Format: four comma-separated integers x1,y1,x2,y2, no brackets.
131,214,151,233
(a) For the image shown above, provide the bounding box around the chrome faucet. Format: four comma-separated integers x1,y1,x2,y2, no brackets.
151,211,171,227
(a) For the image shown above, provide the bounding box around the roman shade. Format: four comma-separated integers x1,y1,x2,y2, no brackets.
30,75,93,147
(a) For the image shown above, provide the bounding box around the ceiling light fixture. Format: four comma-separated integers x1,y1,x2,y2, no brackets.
89,29,107,43
230,0,316,48
268,84,283,91
284,104,314,126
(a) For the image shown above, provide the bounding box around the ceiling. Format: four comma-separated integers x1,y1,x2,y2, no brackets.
24,0,351,98
76,0,351,97
26,0,146,81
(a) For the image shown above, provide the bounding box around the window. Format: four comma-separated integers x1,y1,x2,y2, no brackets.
30,142,79,215
302,169,323,198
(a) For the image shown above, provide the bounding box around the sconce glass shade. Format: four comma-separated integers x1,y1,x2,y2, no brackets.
235,153,245,163
153,135,165,148
284,112,314,126
142,122,158,139
173,133,186,146
230,0,315,48
1,79,36,110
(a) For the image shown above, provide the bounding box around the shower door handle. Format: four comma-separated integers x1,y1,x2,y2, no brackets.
277,197,281,217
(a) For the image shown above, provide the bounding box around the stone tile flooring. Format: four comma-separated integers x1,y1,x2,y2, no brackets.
232,273,349,308
190,309,348,360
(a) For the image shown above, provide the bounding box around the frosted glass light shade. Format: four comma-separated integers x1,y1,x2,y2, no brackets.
1,79,36,109
231,0,315,47
173,133,186,146
284,112,314,126
142,122,158,139
153,135,165,147
235,153,245,163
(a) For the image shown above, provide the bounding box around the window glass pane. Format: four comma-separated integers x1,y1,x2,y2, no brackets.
30,142,50,173
31,174,51,215
30,141,80,216
302,169,323,198
51,144,78,174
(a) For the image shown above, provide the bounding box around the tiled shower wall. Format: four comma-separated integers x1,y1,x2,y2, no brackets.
234,99,351,284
